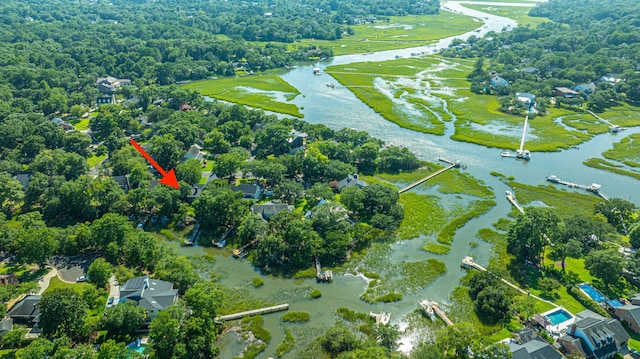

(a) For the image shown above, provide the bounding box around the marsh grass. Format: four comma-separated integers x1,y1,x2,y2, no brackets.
422,242,451,255
506,181,602,218
437,200,496,244
461,4,550,27
602,133,640,167
182,74,302,117
584,158,640,180
275,327,295,358
400,259,447,292
282,311,311,323
293,14,479,56
398,192,447,240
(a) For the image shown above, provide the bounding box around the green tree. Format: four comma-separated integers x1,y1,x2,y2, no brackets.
91,213,133,251
377,146,420,173
15,227,58,268
215,151,245,181
436,322,479,358
176,158,202,185
0,174,24,216
630,223,640,249
15,338,54,359
594,198,636,234
374,323,400,351
507,207,564,268
39,288,87,340
585,248,624,288
101,301,147,336
155,256,200,294
149,134,184,171
98,340,131,359
273,179,304,204
320,326,358,355
88,257,113,289
475,286,512,324
193,187,248,233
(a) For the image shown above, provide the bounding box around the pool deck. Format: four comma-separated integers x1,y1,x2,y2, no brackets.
537,307,576,334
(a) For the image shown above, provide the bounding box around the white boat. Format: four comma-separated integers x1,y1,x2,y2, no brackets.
505,190,513,197
500,151,512,157
419,300,436,320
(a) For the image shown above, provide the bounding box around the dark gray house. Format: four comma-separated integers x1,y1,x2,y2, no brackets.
333,174,367,192
251,202,294,220
118,276,178,323
231,184,263,201
559,310,629,359
7,295,41,324
508,328,565,359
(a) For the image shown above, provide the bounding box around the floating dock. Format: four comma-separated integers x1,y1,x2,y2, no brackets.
546,175,609,200
233,239,258,258
215,303,290,321
398,158,462,194
370,311,391,325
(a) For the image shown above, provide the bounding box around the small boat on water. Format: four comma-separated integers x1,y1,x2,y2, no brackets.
505,190,513,197
419,300,436,320
326,83,335,88
500,151,512,157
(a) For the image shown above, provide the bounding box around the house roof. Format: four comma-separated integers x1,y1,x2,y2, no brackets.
616,304,640,326
569,310,629,358
555,87,579,95
185,144,204,161
574,82,597,93
111,175,130,192
119,276,177,312
231,184,263,200
516,92,536,102
336,174,367,191
523,67,539,74
13,173,32,188
252,202,294,220
491,76,509,86
0,318,13,333
509,337,564,359
7,295,41,320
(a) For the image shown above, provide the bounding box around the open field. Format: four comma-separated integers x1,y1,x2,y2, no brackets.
461,4,550,28
182,74,303,117
291,13,480,56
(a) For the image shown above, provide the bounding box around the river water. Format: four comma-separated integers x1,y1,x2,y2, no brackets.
191,1,640,357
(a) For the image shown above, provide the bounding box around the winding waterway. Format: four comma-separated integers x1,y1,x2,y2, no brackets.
195,1,640,357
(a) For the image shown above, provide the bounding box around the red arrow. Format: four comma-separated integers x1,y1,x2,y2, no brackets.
129,139,180,189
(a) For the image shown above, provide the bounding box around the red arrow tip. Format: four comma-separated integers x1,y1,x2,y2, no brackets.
159,168,180,189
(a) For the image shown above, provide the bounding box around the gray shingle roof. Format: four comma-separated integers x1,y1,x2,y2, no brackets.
119,276,177,312
7,295,41,320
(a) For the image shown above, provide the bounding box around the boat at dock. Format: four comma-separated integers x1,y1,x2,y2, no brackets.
370,311,391,325
419,300,436,320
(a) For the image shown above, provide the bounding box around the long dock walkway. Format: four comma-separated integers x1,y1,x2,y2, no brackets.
546,175,609,201
215,303,290,321
399,158,460,194
461,256,558,308
505,191,525,214
431,302,454,326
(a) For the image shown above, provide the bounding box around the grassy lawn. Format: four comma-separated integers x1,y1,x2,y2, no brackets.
461,4,551,28
87,154,107,168
44,277,94,294
291,13,479,56
70,118,90,131
181,74,303,118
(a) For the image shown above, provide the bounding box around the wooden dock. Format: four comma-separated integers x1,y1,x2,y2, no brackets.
461,256,559,308
315,257,333,283
422,301,453,326
233,239,257,258
370,311,391,325
546,175,609,201
505,191,525,214
398,158,461,194
215,303,290,321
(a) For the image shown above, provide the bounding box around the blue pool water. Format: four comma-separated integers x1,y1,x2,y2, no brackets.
545,309,573,325
578,283,607,303
126,342,147,356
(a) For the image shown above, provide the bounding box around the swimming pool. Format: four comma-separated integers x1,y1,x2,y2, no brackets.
545,309,573,325
578,283,607,303
126,341,147,356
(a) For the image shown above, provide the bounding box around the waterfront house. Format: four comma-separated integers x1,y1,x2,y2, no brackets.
332,174,367,192
97,94,116,106
559,310,629,359
554,87,579,98
490,76,509,87
118,276,178,323
574,83,597,95
614,304,640,333
508,328,565,359
516,92,536,106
